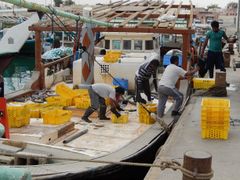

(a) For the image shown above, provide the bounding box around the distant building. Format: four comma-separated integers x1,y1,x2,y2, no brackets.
194,8,219,24
226,7,237,16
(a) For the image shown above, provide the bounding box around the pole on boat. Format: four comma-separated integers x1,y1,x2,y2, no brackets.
182,150,213,180
80,7,95,84
0,0,113,27
237,0,240,53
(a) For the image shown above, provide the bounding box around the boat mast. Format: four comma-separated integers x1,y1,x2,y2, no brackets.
237,0,240,53
0,0,113,27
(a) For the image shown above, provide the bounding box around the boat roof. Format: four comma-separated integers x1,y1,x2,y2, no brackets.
29,1,196,35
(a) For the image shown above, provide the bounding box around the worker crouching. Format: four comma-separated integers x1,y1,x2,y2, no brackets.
81,83,125,123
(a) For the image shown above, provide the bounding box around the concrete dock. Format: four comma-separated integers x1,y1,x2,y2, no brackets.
145,62,240,179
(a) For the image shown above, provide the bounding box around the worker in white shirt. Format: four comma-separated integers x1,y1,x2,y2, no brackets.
158,55,199,118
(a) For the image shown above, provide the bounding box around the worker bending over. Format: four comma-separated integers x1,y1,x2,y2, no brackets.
82,83,125,123
135,59,159,104
158,56,198,118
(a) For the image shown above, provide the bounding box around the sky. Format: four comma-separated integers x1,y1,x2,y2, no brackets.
1,0,239,8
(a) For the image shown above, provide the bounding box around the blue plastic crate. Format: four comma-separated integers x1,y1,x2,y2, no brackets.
112,77,128,90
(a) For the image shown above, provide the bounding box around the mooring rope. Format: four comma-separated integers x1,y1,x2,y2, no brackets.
0,152,213,179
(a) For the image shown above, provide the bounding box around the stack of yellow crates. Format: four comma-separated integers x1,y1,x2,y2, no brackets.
193,78,215,89
46,96,72,106
74,97,91,109
55,83,80,105
201,98,230,140
73,89,91,109
138,103,157,124
25,103,42,118
7,103,30,128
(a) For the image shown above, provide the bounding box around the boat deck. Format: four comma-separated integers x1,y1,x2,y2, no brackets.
145,66,240,179
9,100,172,158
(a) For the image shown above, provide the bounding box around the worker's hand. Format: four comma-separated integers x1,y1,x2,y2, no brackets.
122,100,128,105
110,108,121,118
117,106,124,111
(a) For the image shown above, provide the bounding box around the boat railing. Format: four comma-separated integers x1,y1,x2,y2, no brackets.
43,55,72,72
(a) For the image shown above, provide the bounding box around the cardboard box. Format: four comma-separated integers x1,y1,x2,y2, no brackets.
215,72,226,87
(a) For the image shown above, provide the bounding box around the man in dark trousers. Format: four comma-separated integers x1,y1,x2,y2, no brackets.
135,59,159,104
81,83,125,123
200,20,229,78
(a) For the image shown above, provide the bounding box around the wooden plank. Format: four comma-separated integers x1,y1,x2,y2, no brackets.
170,2,182,28
100,0,146,21
188,2,194,29
119,10,145,27
158,8,176,28
135,2,165,27
94,26,194,34
153,2,173,27
0,143,23,154
119,1,161,27
92,0,130,19
0,155,14,165
107,11,126,22
57,122,75,138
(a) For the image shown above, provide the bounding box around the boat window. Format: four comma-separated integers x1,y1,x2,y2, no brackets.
123,40,131,50
145,40,153,50
105,40,110,49
134,40,143,50
112,40,121,50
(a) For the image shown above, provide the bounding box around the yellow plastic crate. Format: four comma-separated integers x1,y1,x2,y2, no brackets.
201,127,229,140
193,78,215,89
25,103,42,118
55,83,78,99
201,98,230,108
138,103,157,113
201,121,230,128
73,89,89,97
201,98,230,131
139,113,156,124
111,113,128,124
103,51,122,63
7,103,30,128
42,109,72,125
201,113,230,122
74,98,91,109
46,96,72,106
40,104,63,117
201,98,230,121
138,103,156,124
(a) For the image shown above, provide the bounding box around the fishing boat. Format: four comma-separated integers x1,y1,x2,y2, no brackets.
0,1,195,179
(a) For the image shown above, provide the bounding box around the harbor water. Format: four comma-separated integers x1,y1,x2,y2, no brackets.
3,55,35,94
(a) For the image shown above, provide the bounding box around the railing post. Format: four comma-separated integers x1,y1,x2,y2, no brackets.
183,150,212,180
35,30,45,89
